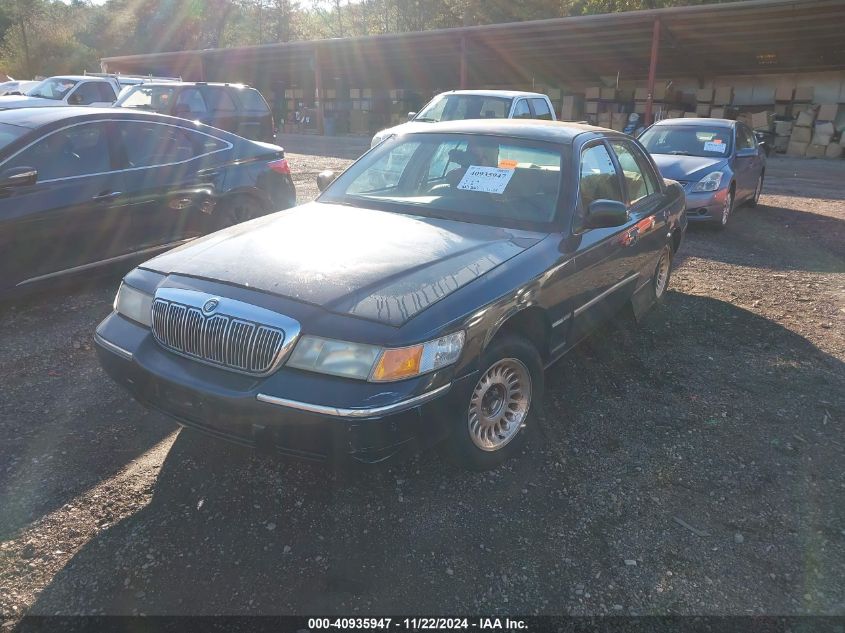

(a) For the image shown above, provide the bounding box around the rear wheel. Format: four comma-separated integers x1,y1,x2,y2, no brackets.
653,245,672,303
215,196,262,230
747,174,764,208
447,334,543,471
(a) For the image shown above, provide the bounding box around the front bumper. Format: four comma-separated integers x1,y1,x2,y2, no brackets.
683,187,729,222
94,312,472,463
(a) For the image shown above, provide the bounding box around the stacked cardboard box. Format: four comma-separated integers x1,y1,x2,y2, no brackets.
817,104,844,158
773,120,793,153
787,106,817,156
560,95,583,121
751,110,774,131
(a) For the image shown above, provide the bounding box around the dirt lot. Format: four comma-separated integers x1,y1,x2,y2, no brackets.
0,141,843,620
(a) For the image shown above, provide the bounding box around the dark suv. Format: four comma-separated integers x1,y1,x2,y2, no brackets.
114,82,275,142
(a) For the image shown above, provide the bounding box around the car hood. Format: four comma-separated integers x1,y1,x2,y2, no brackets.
142,202,544,326
651,154,729,183
0,96,63,108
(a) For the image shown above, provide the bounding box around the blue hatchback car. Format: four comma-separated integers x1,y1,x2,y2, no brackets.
639,118,766,229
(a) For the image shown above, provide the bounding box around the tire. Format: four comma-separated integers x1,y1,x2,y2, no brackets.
715,187,734,230
215,196,262,230
446,334,543,471
747,173,764,208
653,244,672,303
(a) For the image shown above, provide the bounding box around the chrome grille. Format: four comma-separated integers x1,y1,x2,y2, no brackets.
151,289,298,376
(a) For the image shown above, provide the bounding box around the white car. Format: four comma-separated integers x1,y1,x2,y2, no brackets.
0,76,118,109
371,90,557,147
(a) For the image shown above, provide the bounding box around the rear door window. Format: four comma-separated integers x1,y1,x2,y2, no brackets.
531,98,553,121
609,140,656,205
237,88,271,113
68,83,104,105
204,87,237,113
175,88,208,114
115,122,227,168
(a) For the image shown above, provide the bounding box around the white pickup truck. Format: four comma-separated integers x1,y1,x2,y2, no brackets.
371,89,557,147
0,76,120,109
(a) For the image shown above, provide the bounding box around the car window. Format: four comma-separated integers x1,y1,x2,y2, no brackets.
512,99,532,119
531,98,553,121
415,94,512,122
639,125,733,158
175,88,208,114
27,78,78,101
0,123,28,152
579,143,622,211
96,83,117,103
68,83,104,105
4,122,111,181
327,133,563,227
610,141,652,204
116,122,227,168
237,88,271,113
737,125,755,150
205,87,237,112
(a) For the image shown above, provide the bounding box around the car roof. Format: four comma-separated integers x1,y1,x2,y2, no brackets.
42,75,110,83
653,117,735,128
0,106,207,129
125,81,250,89
399,118,615,144
440,89,549,99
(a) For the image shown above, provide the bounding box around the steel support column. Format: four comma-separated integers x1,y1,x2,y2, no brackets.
314,45,325,135
644,18,661,127
460,35,468,89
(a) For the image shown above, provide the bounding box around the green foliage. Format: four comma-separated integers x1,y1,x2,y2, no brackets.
0,0,728,78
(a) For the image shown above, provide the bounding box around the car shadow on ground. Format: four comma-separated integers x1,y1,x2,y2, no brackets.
26,291,845,616
679,203,845,274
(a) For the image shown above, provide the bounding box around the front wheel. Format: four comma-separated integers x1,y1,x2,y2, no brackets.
715,188,734,230
446,334,543,471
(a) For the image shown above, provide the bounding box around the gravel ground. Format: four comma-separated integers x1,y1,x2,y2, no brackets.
0,143,843,620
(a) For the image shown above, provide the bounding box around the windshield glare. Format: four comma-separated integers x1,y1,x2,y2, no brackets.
320,133,563,227
116,85,177,111
639,125,733,158
415,95,513,123
27,78,79,101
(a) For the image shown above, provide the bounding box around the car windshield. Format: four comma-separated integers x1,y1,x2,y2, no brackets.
0,122,27,151
414,94,513,122
320,133,563,228
639,125,733,158
115,85,178,112
27,78,79,101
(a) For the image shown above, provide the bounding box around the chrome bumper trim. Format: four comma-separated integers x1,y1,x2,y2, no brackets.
94,332,134,360
256,383,452,418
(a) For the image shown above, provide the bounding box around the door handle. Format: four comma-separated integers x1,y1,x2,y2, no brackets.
92,191,122,202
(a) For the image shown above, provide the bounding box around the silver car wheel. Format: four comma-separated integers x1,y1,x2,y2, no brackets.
654,248,671,299
721,191,733,226
468,358,532,452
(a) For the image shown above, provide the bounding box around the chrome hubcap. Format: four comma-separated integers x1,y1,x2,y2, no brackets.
655,250,670,298
721,192,732,225
468,358,531,452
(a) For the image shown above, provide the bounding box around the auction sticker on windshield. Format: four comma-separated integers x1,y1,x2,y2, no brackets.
704,141,727,153
457,166,515,194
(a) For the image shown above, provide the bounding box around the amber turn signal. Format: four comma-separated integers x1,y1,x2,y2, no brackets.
371,345,424,382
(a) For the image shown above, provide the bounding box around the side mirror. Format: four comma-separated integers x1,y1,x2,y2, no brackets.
0,166,37,189
585,199,628,229
736,147,757,158
316,170,337,192
407,112,417,121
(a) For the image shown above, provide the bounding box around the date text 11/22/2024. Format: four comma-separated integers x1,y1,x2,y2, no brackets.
307,618,528,630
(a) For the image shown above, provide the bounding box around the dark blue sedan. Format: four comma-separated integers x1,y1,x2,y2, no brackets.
639,118,766,229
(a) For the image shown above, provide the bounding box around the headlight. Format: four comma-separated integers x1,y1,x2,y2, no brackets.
287,331,465,382
691,171,724,192
114,283,153,327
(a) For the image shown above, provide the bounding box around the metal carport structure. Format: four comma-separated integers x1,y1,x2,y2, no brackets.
102,0,845,132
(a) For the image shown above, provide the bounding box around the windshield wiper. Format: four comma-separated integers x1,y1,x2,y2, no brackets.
668,150,692,155
413,117,437,122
